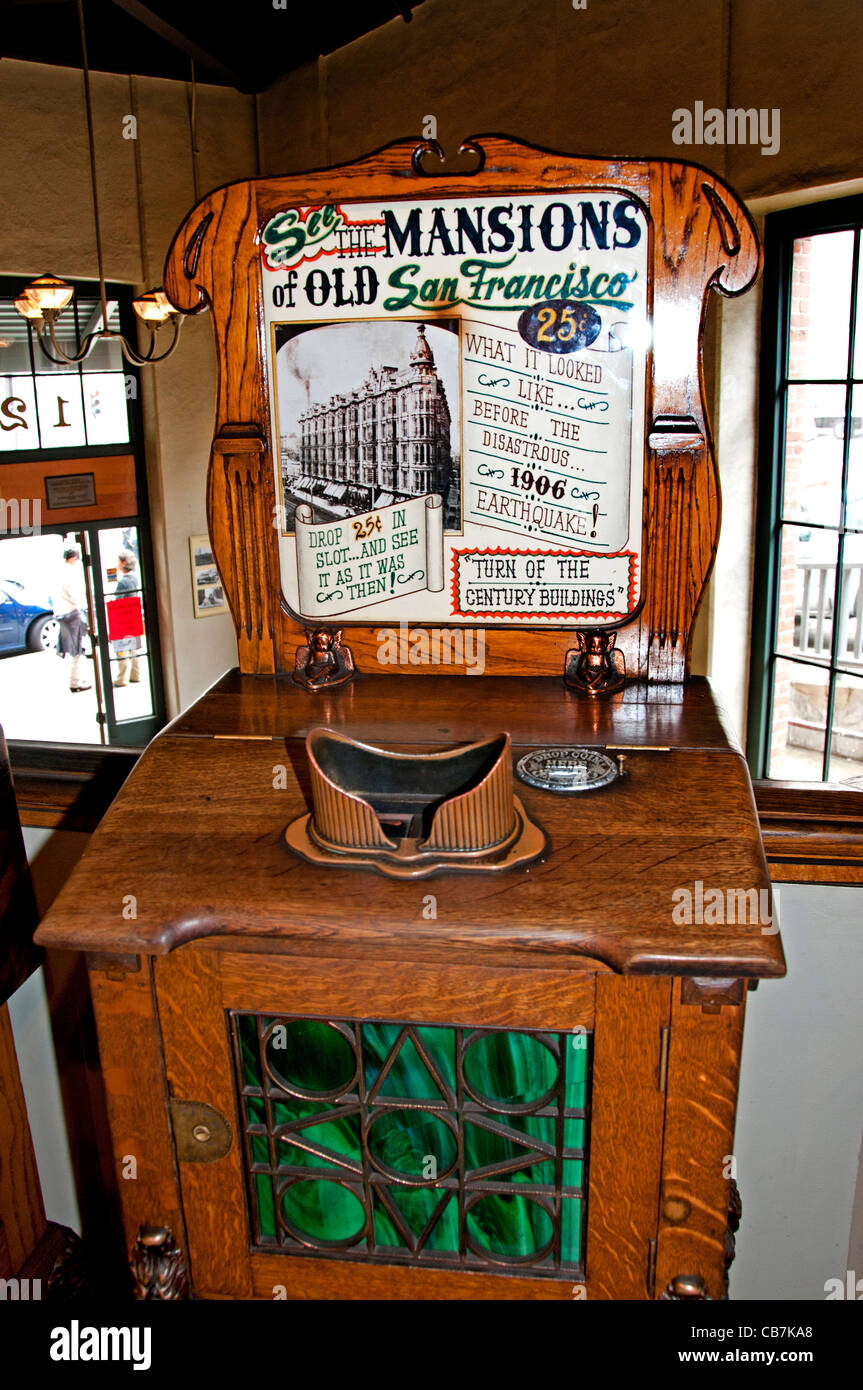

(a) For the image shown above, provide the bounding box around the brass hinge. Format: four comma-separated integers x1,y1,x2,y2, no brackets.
170,1099,233,1164
658,1025,670,1092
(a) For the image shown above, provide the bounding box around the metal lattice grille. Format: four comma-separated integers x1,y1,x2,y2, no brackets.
230,1012,591,1277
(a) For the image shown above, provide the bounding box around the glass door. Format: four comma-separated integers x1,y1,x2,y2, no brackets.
0,522,163,747
91,522,163,746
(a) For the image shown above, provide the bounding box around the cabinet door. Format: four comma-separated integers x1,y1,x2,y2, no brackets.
153,945,671,1300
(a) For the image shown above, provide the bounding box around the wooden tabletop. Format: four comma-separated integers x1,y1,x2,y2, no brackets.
34,673,784,978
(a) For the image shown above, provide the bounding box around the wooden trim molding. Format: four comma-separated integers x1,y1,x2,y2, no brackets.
11,746,139,833
754,781,863,884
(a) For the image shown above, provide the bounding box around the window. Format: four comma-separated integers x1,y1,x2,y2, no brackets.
0,277,165,749
748,195,863,787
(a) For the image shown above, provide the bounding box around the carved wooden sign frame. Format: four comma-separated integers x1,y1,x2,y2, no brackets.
164,135,760,681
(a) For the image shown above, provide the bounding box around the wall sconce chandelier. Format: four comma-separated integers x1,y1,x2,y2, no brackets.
14,1,185,367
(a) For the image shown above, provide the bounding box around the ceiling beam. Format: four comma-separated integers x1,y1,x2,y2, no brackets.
108,0,242,88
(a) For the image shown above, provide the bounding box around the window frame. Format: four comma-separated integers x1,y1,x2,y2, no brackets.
747,192,863,786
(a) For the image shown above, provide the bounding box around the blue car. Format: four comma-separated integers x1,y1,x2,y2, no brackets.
0,579,58,654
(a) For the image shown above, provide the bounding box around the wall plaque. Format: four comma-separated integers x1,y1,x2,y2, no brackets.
44,472,97,509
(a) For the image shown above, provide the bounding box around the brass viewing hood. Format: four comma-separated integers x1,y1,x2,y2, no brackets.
285,728,545,879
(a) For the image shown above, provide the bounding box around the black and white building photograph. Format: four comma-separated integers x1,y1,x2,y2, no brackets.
273,318,461,530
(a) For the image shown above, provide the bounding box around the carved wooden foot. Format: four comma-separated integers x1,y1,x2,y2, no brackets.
660,1273,710,1300
130,1226,189,1300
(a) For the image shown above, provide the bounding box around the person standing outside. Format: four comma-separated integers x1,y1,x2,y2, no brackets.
112,548,143,686
54,546,91,693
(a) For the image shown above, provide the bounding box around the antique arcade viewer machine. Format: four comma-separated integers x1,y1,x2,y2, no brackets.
36,136,785,1301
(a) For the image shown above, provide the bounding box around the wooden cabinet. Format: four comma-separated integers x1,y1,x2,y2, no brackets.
36,675,783,1300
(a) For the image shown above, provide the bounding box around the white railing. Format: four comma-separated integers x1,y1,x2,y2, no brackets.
796,562,863,665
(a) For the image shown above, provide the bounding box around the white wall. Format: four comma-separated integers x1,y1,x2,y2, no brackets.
733,883,863,1300
8,826,86,1235
7,966,81,1235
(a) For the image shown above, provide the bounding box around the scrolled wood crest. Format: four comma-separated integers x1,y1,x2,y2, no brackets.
163,135,761,680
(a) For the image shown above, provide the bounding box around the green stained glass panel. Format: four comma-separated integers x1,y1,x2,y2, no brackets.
278,1109,362,1171
233,1011,590,1278
564,1042,588,1110
368,1108,457,1177
463,1030,558,1106
245,1095,264,1125
561,1196,582,1264
238,1014,260,1084
282,1180,366,1244
464,1116,555,1184
466,1193,553,1259
266,1019,354,1096
255,1174,276,1240
563,1157,584,1189
362,1023,455,1099
563,1116,586,1153
373,1188,459,1253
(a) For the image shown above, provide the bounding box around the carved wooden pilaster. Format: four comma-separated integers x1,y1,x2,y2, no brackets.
212,425,275,672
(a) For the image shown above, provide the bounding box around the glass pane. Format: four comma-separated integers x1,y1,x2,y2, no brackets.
838,550,863,665
362,1021,454,1099
0,532,101,744
33,308,82,374
279,1109,362,1171
464,1115,556,1185
98,526,154,720
462,1031,558,1107
465,1192,552,1260
845,384,863,530
833,544,861,664
777,523,838,662
0,308,34,375
281,1179,366,1245
78,299,124,373
35,373,86,447
0,375,40,451
561,1196,583,1265
782,383,846,527
372,1186,458,1254
789,231,854,380
830,672,863,786
367,1109,457,1179
82,372,130,446
768,656,827,780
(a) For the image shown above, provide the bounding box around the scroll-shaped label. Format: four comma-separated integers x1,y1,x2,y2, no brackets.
295,494,444,617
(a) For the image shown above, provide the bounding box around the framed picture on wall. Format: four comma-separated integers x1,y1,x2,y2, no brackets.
189,535,226,618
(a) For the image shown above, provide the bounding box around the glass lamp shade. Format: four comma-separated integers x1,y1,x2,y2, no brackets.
13,294,44,322
23,274,75,313
133,289,176,324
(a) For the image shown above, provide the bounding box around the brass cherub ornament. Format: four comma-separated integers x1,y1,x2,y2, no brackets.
293,628,355,691
564,629,626,697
